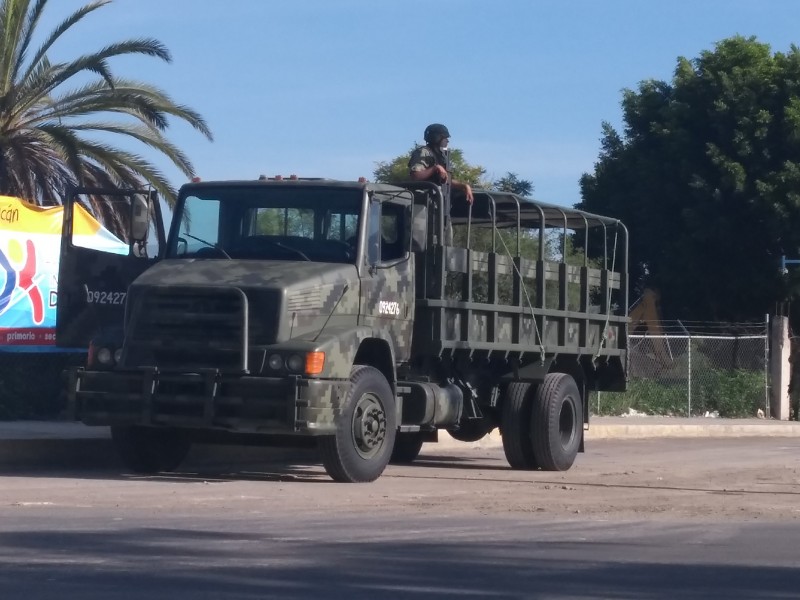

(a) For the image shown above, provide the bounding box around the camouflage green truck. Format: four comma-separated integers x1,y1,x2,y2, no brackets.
58,177,628,482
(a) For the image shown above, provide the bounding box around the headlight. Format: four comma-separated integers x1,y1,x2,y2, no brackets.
286,354,304,372
113,348,123,364
267,353,284,371
96,347,114,365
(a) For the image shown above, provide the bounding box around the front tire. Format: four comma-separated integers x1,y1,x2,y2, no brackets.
111,426,191,474
319,366,397,482
531,373,582,471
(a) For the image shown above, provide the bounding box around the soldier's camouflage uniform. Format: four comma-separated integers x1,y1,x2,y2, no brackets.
408,145,446,176
408,145,453,244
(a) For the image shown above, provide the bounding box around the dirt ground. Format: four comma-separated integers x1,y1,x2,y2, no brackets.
328,437,800,522
3,437,799,522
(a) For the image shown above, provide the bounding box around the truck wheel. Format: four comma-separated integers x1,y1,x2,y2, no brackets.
531,373,582,471
111,426,191,474
390,432,424,464
319,366,397,482
500,382,539,470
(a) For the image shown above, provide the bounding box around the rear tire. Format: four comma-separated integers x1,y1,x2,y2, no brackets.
390,432,425,464
531,373,582,471
319,366,397,482
111,426,191,474
500,382,539,470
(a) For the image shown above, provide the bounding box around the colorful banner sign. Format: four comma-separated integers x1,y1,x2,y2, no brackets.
0,196,128,350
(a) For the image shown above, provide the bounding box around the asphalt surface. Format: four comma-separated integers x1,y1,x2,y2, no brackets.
0,416,799,470
3,438,800,598
3,512,799,599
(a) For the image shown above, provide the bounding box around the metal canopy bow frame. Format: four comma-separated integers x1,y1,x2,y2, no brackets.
449,189,629,361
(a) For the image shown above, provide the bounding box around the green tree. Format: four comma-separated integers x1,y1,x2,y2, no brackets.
579,36,800,322
373,149,543,258
0,0,212,207
373,146,485,187
494,172,533,196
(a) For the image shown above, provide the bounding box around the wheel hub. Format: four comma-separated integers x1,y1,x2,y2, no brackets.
559,397,576,446
352,394,386,458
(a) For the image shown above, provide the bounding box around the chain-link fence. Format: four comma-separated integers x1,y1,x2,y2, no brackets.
0,323,771,420
594,321,769,417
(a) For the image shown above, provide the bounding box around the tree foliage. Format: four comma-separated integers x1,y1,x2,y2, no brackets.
373,146,485,187
0,0,212,207
494,172,533,196
579,36,800,321
373,148,537,254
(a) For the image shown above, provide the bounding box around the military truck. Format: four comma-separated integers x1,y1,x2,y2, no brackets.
59,177,628,482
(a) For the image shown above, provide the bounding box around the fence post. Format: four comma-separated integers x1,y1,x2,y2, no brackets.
770,315,791,420
764,313,770,418
678,320,691,417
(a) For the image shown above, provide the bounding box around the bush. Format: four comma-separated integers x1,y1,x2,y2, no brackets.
591,379,689,416
695,368,765,418
592,368,765,418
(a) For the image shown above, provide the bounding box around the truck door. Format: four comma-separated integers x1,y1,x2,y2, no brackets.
360,196,415,362
56,187,165,348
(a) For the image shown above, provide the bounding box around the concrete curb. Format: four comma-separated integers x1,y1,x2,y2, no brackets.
0,422,320,470
0,438,115,469
0,435,317,471
433,418,800,449
584,420,800,440
1,418,798,470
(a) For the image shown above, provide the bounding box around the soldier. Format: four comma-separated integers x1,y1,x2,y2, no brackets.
408,123,473,245
408,123,474,205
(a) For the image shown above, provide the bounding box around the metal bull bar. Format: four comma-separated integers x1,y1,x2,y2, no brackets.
67,366,317,433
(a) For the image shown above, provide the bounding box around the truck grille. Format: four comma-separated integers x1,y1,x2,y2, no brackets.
124,287,249,371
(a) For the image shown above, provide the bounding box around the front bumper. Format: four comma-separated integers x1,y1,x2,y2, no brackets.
67,367,349,435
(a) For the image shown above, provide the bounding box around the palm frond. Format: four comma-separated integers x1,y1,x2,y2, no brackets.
0,0,212,209
18,79,212,140
0,0,30,94
55,121,197,176
13,0,48,79
18,0,110,84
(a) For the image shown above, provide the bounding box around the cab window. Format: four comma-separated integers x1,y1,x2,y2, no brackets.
367,200,407,263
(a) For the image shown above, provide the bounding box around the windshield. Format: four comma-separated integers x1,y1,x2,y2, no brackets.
168,185,362,263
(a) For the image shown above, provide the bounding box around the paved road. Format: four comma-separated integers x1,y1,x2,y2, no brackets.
1,438,800,599
2,512,799,599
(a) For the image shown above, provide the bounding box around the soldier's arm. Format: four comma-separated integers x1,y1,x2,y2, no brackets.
410,164,447,182
452,181,474,204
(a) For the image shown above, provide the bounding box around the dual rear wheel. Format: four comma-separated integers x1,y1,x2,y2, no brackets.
501,373,583,471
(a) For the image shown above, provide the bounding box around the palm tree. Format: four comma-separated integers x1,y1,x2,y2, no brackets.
0,0,212,208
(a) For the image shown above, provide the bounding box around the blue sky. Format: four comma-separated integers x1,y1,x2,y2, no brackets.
39,0,800,208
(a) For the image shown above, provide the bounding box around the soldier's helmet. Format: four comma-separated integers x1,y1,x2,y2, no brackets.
424,123,450,144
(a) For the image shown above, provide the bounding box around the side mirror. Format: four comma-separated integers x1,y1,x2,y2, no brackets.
130,195,150,242
411,204,427,252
